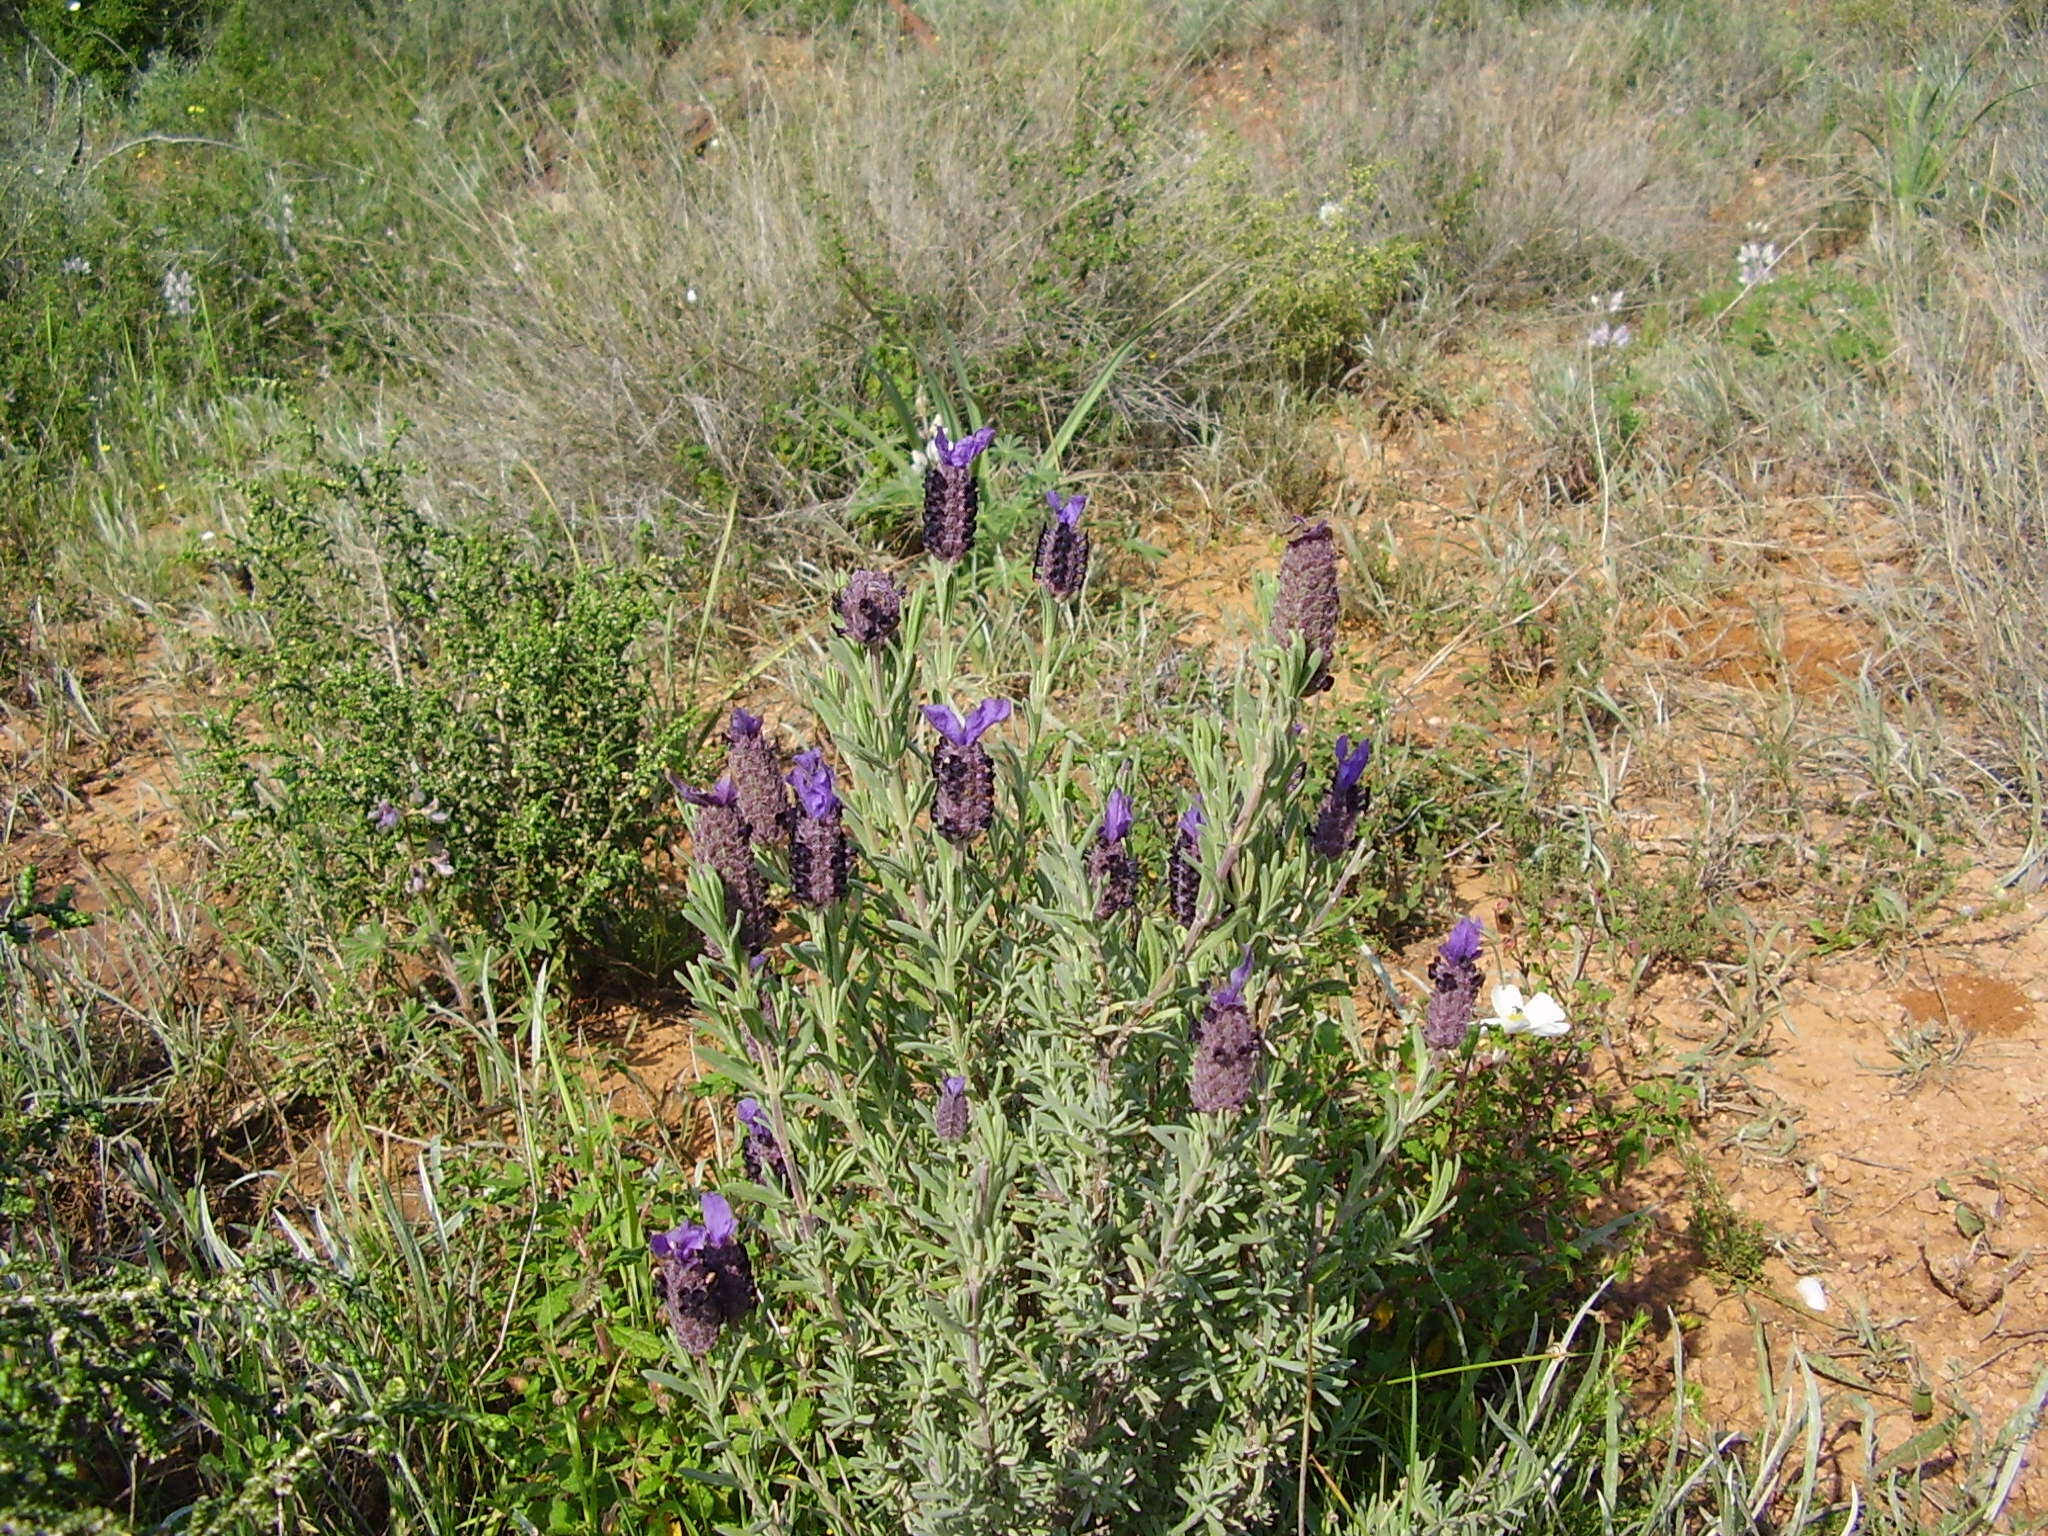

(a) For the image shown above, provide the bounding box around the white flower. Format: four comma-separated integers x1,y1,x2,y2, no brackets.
1479,984,1570,1037
161,266,196,318
61,255,91,276
684,286,699,305
1737,240,1780,288
1588,320,1632,349
1794,1276,1829,1312
1317,200,1343,225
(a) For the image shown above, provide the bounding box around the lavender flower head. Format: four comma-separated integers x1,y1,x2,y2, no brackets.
922,422,997,562
787,747,850,908
649,1192,757,1356
837,569,904,649
736,1097,788,1187
1167,794,1204,926
1033,489,1091,599
923,697,1012,844
1310,735,1373,859
934,1075,970,1142
1191,947,1261,1113
669,771,773,953
1272,519,1340,694
727,707,792,849
1086,786,1137,919
1423,917,1486,1054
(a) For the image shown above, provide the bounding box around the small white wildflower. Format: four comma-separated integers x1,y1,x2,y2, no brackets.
1794,1276,1830,1312
1737,240,1780,289
1588,320,1632,349
685,286,699,305
1317,200,1343,225
161,266,196,318
1478,984,1571,1037
61,255,92,276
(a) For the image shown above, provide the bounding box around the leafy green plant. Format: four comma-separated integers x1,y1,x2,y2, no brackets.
1853,59,2038,228
1681,1143,1770,1286
199,441,691,982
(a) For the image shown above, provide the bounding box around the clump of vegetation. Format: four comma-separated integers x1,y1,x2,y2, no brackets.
7,0,2048,1531
199,444,690,982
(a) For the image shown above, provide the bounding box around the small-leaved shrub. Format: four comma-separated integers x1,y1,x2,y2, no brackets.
200,443,690,980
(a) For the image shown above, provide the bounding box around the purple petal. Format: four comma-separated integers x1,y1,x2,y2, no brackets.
943,424,996,468
700,1192,738,1246
674,774,740,808
960,697,1012,744
649,1222,707,1260
1048,491,1087,527
930,422,954,462
1177,794,1205,840
1440,916,1484,967
736,1097,765,1130
1333,735,1373,791
941,1075,967,1097
921,703,968,746
730,707,763,740
1100,787,1134,844
1214,945,1255,1008
788,747,840,820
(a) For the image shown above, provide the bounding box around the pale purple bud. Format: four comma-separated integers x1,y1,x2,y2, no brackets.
934,1075,970,1142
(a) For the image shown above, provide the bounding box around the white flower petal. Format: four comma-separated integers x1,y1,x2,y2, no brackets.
1520,992,1570,1036
1794,1276,1829,1312
1490,984,1525,1018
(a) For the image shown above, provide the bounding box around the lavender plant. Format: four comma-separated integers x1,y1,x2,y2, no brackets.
726,707,793,850
921,422,997,562
1272,518,1341,694
1085,786,1137,918
664,561,1459,1536
1033,488,1090,598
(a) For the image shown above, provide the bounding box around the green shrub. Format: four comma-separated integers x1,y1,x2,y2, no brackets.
200,442,690,980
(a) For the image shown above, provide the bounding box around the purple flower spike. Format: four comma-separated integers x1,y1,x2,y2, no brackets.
1088,787,1138,919
837,569,905,649
925,699,1011,845
1192,947,1261,1113
651,1193,757,1356
787,748,850,908
923,423,997,561
368,798,400,833
1168,794,1204,925
676,773,772,952
1273,519,1341,695
1034,488,1090,599
934,1075,970,1142
1423,918,1486,1054
727,710,792,848
1311,736,1374,860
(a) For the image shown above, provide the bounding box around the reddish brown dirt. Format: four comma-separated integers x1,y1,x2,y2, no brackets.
1141,329,2048,1512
